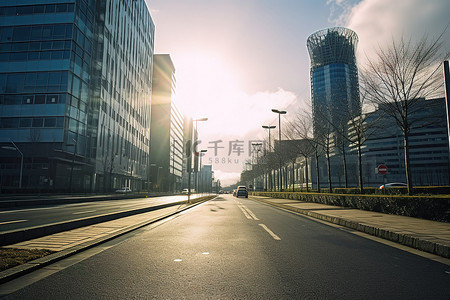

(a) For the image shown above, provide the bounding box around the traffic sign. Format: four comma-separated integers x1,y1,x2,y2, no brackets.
377,165,388,175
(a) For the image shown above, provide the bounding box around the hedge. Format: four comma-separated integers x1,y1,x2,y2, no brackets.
251,192,450,222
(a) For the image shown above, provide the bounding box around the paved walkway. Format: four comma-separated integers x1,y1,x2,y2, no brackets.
4,204,187,252
250,196,450,260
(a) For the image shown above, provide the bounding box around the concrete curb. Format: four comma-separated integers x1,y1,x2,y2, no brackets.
251,197,450,259
0,195,216,284
0,193,175,208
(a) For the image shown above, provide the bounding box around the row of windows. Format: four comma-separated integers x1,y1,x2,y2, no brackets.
0,4,75,16
0,24,73,43
0,71,68,94
0,40,72,52
0,93,66,105
0,117,64,128
0,50,71,62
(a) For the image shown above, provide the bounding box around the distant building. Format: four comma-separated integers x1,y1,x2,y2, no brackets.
307,27,361,136
199,165,213,193
149,54,184,192
0,1,155,192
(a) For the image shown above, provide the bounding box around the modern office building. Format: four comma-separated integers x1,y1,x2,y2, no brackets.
305,97,449,188
307,27,361,137
149,54,184,192
358,97,449,186
0,0,155,192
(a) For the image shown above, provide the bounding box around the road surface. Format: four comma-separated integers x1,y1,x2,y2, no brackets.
1,194,449,299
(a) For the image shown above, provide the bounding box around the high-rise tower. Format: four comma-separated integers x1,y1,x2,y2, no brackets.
307,27,360,136
0,1,155,192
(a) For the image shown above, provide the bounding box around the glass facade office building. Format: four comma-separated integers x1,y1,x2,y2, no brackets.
0,0,154,192
149,54,184,192
307,27,361,136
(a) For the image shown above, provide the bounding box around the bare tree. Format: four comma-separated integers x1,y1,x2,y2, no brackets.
285,111,316,192
362,31,449,194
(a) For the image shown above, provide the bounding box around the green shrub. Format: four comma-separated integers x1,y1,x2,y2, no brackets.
251,191,450,222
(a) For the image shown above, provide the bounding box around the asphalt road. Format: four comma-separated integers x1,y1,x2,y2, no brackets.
1,194,449,299
0,195,192,232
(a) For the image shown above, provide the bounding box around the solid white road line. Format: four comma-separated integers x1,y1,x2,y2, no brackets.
72,210,96,215
259,224,281,240
235,199,260,221
0,219,27,225
244,207,260,220
237,204,253,219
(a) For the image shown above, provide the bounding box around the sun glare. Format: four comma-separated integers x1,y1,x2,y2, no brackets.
174,52,240,120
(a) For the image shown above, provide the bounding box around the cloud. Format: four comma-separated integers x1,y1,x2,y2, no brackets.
327,0,361,25
343,0,450,63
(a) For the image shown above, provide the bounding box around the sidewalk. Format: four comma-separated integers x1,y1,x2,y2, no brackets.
250,195,450,259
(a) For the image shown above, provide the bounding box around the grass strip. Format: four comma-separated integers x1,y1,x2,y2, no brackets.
0,248,55,271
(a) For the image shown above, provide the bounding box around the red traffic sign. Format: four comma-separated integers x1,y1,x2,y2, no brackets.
377,165,388,175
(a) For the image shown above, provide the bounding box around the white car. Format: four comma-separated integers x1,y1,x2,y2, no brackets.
115,187,132,193
379,183,407,190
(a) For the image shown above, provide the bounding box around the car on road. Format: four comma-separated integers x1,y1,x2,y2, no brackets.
379,183,407,190
235,186,248,198
182,188,189,194
115,187,132,193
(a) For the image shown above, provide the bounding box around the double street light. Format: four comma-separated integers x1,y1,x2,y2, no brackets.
271,109,287,142
262,125,276,153
272,109,287,191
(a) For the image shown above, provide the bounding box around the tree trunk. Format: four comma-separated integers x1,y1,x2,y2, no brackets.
357,143,364,193
315,151,320,193
292,160,295,192
305,156,309,192
404,133,413,195
342,141,348,188
326,149,332,193
285,166,288,191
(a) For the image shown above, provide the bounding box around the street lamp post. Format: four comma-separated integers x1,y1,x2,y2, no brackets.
2,140,23,189
193,117,208,193
198,149,207,193
157,166,162,192
68,138,77,193
262,125,276,153
262,125,276,191
251,143,262,191
272,109,287,191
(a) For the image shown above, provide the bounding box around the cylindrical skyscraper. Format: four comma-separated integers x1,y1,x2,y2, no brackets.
307,27,360,136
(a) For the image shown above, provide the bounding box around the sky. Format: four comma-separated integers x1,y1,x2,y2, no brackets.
144,0,450,186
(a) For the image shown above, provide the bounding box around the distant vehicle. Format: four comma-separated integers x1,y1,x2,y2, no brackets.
182,188,195,194
379,183,407,190
115,187,132,193
235,186,248,198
